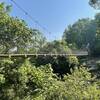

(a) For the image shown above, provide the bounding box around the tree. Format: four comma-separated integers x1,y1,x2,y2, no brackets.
28,29,46,53
0,2,46,54
90,13,100,55
38,40,71,54
63,18,96,49
89,0,100,9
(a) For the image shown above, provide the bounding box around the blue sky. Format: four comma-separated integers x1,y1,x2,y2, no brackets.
0,0,99,40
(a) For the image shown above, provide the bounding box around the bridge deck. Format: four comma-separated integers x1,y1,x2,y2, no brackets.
0,53,88,57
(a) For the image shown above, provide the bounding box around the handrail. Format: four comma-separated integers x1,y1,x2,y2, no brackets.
0,53,88,57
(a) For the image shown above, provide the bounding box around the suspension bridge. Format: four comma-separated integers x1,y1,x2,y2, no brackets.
0,50,88,58
0,0,89,58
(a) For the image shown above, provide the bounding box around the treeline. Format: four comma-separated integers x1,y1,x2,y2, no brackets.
62,14,100,56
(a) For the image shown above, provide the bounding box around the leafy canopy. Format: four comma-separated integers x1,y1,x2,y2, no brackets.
0,2,46,54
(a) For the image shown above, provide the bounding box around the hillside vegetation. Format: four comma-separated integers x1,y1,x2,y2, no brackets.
0,1,100,100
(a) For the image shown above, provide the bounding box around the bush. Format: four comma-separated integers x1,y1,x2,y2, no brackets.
0,58,100,100
34,56,79,78
96,60,100,70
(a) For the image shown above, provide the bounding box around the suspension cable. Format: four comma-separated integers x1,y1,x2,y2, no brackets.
10,0,51,35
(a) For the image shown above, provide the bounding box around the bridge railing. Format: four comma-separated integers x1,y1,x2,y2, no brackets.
0,53,88,58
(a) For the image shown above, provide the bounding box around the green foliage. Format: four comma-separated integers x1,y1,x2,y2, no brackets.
89,0,100,9
0,58,100,100
44,67,100,100
39,40,71,54
43,67,100,100
62,13,100,56
68,56,79,66
63,18,96,49
0,2,46,54
0,58,55,100
96,60,100,70
90,13,100,55
0,2,11,13
0,74,5,85
64,67,100,99
36,40,77,76
34,55,79,78
0,1,100,100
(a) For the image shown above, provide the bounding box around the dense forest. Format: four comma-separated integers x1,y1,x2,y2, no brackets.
0,0,100,100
